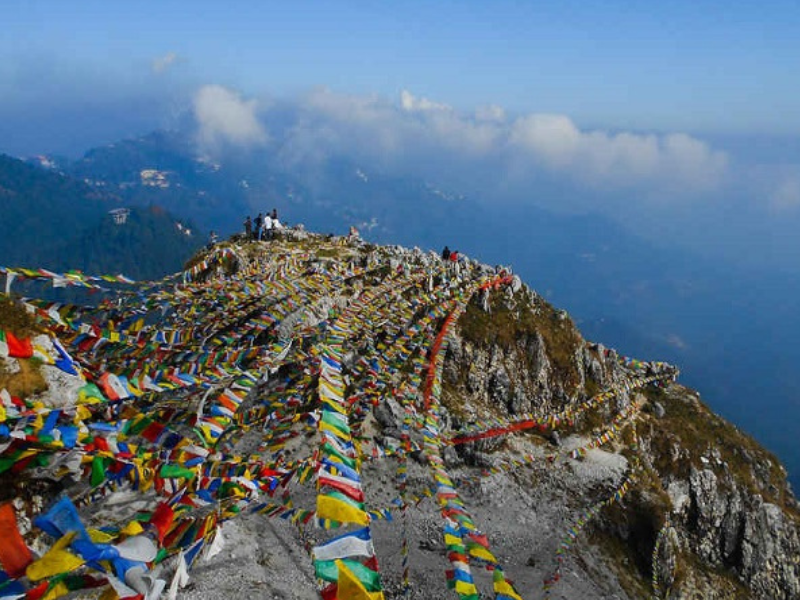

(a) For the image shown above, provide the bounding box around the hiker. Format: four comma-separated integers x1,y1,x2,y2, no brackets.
271,208,278,221
244,216,252,240
263,212,273,241
254,213,263,241
441,246,451,261
272,216,283,238
208,230,218,249
449,249,460,277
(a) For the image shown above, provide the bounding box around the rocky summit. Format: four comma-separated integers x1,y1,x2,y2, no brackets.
0,229,798,600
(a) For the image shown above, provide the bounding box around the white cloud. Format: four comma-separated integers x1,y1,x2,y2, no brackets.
770,173,800,210
152,52,179,74
510,114,581,168
193,84,266,148
283,88,503,166
400,90,451,112
265,88,730,206
474,104,506,123
509,114,727,190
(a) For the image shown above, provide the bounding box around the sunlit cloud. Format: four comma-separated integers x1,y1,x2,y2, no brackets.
268,88,728,200
193,84,266,149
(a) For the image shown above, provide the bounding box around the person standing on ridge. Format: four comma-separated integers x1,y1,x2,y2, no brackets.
263,211,273,241
442,246,451,261
272,214,283,238
254,213,263,241
244,215,252,240
449,249,459,276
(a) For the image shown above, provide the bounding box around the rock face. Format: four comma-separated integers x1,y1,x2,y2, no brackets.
663,462,800,599
434,285,800,599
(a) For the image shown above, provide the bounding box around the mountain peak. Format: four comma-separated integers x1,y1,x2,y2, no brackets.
1,230,797,599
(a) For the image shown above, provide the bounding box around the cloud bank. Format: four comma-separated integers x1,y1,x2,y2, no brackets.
193,85,266,149
258,87,728,205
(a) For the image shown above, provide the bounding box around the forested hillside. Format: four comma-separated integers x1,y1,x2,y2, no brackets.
0,155,201,280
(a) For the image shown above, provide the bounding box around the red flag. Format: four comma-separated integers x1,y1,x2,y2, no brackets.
0,502,33,578
148,502,175,542
6,330,33,358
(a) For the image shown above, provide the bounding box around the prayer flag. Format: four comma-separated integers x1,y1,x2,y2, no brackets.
0,503,33,578
335,559,384,600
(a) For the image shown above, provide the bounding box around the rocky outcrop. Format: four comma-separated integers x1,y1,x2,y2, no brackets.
437,284,800,599
669,465,800,599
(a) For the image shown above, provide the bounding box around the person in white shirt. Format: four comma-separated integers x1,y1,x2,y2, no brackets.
263,213,273,240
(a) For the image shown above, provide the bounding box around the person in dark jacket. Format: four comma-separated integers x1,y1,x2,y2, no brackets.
441,246,451,261
254,213,263,241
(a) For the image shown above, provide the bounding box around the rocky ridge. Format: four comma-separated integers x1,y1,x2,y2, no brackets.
0,230,797,599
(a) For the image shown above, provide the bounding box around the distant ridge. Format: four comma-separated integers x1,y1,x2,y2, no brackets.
0,154,202,281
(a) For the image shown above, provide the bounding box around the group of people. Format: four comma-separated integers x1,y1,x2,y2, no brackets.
244,209,283,241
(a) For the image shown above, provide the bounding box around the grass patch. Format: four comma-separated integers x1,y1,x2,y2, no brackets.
674,550,751,599
458,291,583,395
316,248,343,259
583,377,601,399
1,295,49,401
572,403,608,435
441,379,469,420
0,296,42,337
0,357,47,399
640,383,795,510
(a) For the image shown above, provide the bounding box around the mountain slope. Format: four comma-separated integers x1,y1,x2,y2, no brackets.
56,206,202,281
0,231,797,599
0,154,202,281
0,153,111,266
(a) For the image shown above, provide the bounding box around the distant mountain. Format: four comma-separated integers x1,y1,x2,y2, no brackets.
46,131,483,240
0,154,202,280
54,206,202,281
0,153,112,266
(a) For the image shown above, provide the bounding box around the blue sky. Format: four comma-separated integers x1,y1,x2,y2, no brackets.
3,0,799,136
2,0,800,271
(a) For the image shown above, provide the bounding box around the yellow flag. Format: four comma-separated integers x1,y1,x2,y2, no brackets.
317,495,369,526
468,544,496,563
335,559,385,600
88,528,115,544
454,580,479,596
41,580,70,600
494,579,523,600
98,586,118,600
26,532,84,581
120,520,145,536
